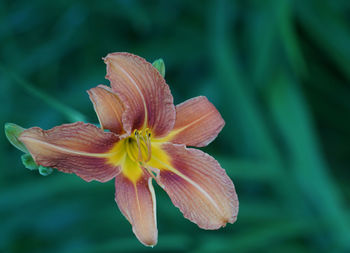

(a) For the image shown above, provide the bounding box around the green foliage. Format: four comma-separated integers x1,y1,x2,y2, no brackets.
152,59,166,77
38,166,53,176
1,0,350,252
21,154,38,171
21,153,53,176
4,123,28,153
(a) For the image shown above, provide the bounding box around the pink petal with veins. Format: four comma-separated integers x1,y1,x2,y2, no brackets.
19,122,120,182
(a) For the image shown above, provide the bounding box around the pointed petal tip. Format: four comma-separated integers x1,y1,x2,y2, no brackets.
197,207,238,230
136,233,157,247
221,210,238,227
87,85,125,134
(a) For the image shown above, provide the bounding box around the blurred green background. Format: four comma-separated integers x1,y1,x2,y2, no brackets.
1,0,350,252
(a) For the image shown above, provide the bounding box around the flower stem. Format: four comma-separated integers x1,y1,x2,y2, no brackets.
0,63,86,122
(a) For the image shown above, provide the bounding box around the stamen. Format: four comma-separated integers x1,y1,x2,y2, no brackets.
141,129,152,162
134,130,143,161
145,133,152,162
129,128,153,163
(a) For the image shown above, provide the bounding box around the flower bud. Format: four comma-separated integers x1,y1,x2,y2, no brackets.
21,153,39,171
152,58,165,78
4,123,28,153
39,166,53,176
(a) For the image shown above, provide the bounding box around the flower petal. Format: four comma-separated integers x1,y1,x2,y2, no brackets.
115,159,157,246
87,85,125,134
19,122,121,182
164,96,225,147
152,143,238,229
104,52,175,137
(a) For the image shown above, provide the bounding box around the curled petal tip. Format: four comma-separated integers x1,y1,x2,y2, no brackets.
87,85,125,134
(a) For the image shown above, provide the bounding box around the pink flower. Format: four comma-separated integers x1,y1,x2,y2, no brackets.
19,52,238,246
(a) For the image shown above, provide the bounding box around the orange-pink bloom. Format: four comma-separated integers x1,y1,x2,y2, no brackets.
18,52,238,246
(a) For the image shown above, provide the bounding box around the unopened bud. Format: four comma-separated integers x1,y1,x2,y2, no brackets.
39,166,53,176
21,153,39,171
152,58,165,78
4,123,28,153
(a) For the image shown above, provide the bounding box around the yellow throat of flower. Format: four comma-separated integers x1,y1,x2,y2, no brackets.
107,128,169,182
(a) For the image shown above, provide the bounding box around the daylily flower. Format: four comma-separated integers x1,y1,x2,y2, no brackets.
18,53,238,246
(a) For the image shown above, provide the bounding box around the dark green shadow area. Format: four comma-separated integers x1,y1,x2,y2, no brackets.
1,0,350,252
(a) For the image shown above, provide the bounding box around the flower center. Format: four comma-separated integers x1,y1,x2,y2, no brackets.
125,129,152,163
107,127,170,182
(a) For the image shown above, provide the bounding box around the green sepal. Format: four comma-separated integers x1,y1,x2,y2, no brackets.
4,123,28,153
152,58,165,78
39,166,53,176
21,153,39,171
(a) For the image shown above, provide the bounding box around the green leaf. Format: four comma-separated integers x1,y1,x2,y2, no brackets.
4,123,28,153
267,73,350,249
152,58,165,77
21,153,39,171
38,166,53,176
